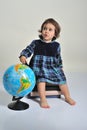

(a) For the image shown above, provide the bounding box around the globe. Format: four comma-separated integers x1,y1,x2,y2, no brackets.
3,64,36,97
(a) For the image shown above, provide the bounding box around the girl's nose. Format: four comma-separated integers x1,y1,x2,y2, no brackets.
45,29,48,33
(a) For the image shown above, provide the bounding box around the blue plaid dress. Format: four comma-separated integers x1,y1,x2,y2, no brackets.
20,39,66,85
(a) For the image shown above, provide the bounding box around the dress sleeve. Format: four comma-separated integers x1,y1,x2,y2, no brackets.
19,40,35,58
57,44,63,68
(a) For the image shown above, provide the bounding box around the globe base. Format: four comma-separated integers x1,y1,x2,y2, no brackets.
8,100,29,111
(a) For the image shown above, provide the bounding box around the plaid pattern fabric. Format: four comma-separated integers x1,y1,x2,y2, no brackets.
20,39,66,85
30,55,66,84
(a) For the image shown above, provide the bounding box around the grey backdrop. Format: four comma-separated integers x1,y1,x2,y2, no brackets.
0,0,87,75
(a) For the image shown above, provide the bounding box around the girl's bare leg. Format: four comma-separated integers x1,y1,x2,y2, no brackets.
59,84,76,105
37,82,50,108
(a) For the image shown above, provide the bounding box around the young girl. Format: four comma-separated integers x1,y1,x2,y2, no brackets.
19,18,76,108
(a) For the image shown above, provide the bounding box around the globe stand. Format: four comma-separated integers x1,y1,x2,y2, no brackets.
8,96,29,110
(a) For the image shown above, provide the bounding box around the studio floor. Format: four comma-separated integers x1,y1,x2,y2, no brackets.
0,72,87,130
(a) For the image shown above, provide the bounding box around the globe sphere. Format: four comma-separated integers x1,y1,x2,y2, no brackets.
3,64,36,97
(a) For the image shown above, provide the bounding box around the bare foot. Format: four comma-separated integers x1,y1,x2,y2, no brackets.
65,97,76,105
40,100,50,108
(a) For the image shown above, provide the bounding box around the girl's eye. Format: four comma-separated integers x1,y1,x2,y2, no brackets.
49,28,52,31
43,27,52,31
43,27,47,30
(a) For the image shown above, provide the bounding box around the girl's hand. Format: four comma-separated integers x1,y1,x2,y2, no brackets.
20,56,27,64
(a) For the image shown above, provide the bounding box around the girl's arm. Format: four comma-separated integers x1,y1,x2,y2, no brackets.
19,40,35,64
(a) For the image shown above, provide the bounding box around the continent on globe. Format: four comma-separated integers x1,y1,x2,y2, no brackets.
17,76,31,94
15,64,28,72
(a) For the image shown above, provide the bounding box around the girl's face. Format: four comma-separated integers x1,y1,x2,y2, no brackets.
41,23,55,43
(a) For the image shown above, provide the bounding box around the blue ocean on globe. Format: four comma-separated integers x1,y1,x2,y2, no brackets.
3,64,36,97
